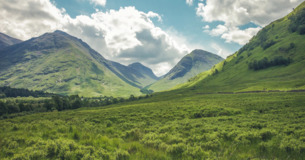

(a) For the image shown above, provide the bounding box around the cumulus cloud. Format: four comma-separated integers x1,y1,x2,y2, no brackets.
203,25,210,29
209,25,228,36
0,0,189,76
197,0,303,45
90,0,106,7
221,27,261,45
186,0,194,6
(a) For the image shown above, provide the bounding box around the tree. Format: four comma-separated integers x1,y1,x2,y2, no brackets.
129,95,136,101
7,104,20,114
0,101,8,115
52,95,63,111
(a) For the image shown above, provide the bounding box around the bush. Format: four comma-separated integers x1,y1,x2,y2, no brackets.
289,8,305,35
166,143,186,158
298,25,305,35
116,149,130,160
248,56,292,70
262,40,276,50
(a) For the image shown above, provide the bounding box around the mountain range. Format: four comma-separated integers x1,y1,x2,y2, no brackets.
0,31,160,97
0,28,224,96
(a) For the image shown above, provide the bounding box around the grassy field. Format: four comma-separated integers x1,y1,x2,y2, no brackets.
1,91,305,159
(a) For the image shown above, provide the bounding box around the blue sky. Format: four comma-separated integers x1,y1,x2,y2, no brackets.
0,0,303,76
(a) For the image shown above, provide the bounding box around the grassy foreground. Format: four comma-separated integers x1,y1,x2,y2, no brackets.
1,91,305,159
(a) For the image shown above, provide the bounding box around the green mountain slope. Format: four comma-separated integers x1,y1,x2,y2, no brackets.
149,49,223,92
0,30,142,97
177,2,305,93
0,32,22,50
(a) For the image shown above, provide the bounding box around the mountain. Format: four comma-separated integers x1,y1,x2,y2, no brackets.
0,32,22,49
127,62,159,86
0,30,143,97
176,2,305,93
107,61,159,89
128,62,159,80
148,49,223,92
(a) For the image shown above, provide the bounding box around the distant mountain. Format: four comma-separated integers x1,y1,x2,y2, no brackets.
0,30,143,97
107,61,159,89
0,32,22,49
148,49,223,92
128,62,159,80
177,1,305,92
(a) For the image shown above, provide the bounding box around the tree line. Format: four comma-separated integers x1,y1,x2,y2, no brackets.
0,86,54,98
0,87,152,118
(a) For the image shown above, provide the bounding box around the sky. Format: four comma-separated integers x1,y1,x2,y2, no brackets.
0,0,303,76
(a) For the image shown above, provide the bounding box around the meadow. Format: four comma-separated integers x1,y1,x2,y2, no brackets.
1,91,305,159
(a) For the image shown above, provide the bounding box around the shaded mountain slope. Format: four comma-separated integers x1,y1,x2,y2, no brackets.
107,61,159,88
0,32,22,50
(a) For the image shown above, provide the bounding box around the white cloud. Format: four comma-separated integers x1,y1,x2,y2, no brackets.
197,0,304,45
0,0,189,76
203,25,210,29
209,25,228,36
186,0,194,6
221,27,261,45
90,0,106,7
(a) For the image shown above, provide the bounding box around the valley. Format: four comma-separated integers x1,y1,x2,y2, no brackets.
0,0,305,159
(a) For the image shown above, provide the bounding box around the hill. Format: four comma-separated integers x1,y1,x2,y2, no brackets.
176,2,305,93
0,30,143,97
0,32,22,50
149,49,223,92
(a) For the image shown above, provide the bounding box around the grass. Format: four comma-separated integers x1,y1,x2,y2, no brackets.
1,91,305,159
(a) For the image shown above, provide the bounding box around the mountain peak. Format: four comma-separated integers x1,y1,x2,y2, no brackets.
148,49,223,92
128,62,159,80
128,62,144,67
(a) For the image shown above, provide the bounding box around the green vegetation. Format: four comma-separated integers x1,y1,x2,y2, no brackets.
0,91,305,159
248,56,292,70
0,92,152,119
288,7,305,34
0,86,54,98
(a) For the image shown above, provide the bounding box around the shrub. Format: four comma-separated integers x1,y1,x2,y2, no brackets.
166,143,186,158
116,149,130,160
73,132,80,140
46,141,58,158
289,8,305,35
262,40,276,50
248,56,292,70
124,129,142,141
